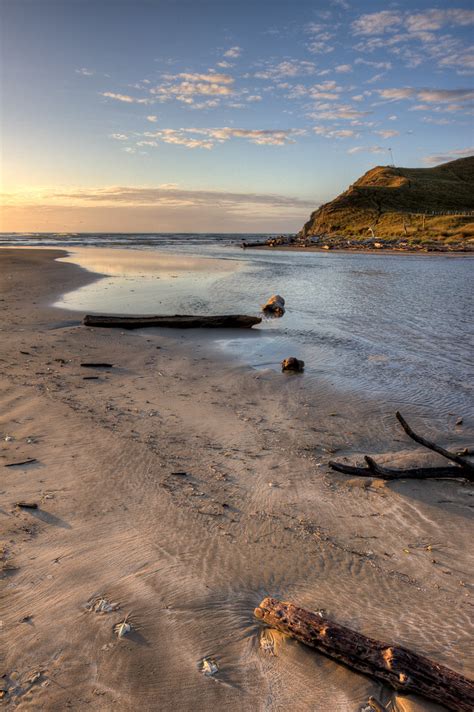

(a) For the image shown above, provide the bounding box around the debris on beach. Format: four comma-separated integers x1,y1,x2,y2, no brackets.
329,411,474,481
254,597,474,711
83,314,261,329
5,458,37,467
80,362,114,368
361,698,386,712
87,595,120,614
259,627,279,656
15,502,38,509
262,294,285,317
200,657,219,676
114,619,131,638
281,357,304,373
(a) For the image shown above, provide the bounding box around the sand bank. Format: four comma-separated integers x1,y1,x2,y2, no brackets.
1,249,473,711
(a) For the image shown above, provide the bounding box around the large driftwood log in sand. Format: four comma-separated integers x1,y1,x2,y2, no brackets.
83,314,261,329
254,597,474,712
329,412,474,481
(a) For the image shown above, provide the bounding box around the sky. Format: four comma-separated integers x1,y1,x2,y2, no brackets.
1,0,473,233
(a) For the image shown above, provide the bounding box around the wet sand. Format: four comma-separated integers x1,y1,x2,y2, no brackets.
1,248,473,711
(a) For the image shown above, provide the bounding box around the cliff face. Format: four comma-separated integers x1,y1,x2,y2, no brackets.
300,156,474,242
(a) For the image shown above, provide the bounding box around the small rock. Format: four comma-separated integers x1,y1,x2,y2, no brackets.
262,295,285,317
281,357,304,373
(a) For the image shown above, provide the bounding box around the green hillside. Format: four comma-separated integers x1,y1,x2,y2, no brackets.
299,156,474,249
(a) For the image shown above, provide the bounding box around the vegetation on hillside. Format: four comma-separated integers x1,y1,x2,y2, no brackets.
299,156,474,250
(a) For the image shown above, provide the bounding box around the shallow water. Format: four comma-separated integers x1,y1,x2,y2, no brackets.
3,233,473,416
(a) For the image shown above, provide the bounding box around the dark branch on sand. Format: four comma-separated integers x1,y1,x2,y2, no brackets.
329,412,473,481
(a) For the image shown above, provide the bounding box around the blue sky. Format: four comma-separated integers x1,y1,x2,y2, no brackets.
1,0,473,232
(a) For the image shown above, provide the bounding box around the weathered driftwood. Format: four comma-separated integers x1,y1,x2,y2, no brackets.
329,412,473,481
80,362,114,368
254,597,474,712
395,411,472,471
4,458,37,468
83,314,261,329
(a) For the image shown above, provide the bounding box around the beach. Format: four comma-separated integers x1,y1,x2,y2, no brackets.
2,248,473,711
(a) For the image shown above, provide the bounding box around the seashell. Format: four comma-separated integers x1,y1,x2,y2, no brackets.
114,621,131,638
86,596,119,614
200,657,218,675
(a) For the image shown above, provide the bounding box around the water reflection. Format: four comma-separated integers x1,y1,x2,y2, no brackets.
54,245,473,415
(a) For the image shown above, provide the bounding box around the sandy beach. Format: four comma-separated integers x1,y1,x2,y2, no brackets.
2,248,473,711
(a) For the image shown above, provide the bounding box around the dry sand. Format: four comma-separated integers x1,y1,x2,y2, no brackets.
1,248,473,711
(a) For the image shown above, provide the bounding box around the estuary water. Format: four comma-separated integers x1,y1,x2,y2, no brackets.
2,232,473,417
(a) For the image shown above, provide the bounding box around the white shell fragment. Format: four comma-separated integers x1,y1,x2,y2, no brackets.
114,621,131,638
94,598,118,614
200,657,219,676
86,596,119,614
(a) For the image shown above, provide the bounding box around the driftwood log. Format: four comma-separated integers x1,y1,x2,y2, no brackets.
329,412,474,481
255,597,474,712
83,314,261,329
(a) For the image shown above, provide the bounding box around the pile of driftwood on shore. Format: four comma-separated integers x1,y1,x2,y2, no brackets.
255,597,474,712
83,314,261,329
329,411,473,481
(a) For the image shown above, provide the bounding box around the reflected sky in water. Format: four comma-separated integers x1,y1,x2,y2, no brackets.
53,241,474,417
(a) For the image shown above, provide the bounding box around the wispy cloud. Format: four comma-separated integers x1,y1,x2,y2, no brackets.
422,146,474,164
347,145,387,154
305,22,335,54
101,91,154,105
335,64,352,73
76,67,95,76
375,129,400,138
223,46,242,58
255,59,317,79
354,58,392,70
352,11,402,36
118,126,307,150
377,87,474,104
12,185,315,216
146,115,158,122
352,9,474,73
314,126,356,138
150,72,234,105
352,8,474,36
308,104,371,121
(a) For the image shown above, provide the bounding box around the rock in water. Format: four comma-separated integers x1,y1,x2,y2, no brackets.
262,295,285,317
281,357,304,373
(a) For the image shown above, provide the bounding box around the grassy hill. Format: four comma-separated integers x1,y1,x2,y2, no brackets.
299,156,474,250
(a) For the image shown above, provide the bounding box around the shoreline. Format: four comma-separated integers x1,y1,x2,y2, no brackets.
245,244,474,256
2,248,473,711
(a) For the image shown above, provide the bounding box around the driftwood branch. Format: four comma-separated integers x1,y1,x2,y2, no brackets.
83,314,261,329
329,413,473,481
254,597,474,712
395,411,473,472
